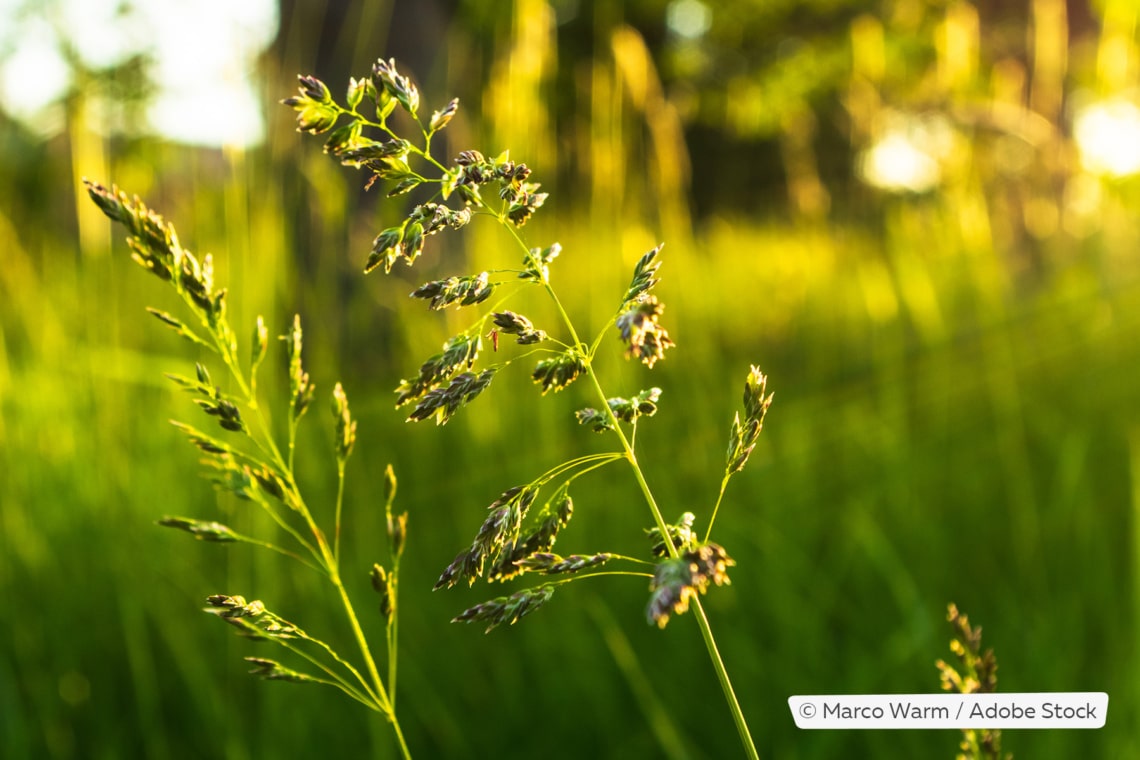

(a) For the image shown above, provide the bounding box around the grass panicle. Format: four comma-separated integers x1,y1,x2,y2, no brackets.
84,179,412,759
286,58,769,759
937,604,1010,760
515,552,615,574
451,585,557,633
646,543,735,629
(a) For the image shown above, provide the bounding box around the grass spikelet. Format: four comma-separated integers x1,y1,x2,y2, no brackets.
451,585,556,633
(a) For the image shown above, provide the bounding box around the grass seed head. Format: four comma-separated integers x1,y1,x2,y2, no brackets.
371,564,395,622
622,244,664,305
451,585,556,633
531,351,586,393
245,657,321,683
331,382,357,462
491,311,546,344
157,516,239,542
372,57,419,116
616,295,675,368
388,511,408,559
406,368,496,424
936,605,1007,759
516,552,613,574
429,97,459,134
646,511,697,557
646,543,734,628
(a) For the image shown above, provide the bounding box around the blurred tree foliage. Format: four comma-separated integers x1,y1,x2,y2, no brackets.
4,0,1134,251
265,0,1135,270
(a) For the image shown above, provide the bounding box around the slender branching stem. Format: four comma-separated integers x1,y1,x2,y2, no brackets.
191,309,333,569
329,563,412,760
287,419,299,473
387,574,399,710
704,473,732,544
334,461,347,565
236,534,324,573
587,371,677,556
273,630,379,707
542,570,655,586
535,452,626,486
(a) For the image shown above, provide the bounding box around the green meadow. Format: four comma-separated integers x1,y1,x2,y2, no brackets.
2,2,1138,757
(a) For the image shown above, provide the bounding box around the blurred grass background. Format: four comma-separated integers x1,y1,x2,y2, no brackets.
2,0,1139,757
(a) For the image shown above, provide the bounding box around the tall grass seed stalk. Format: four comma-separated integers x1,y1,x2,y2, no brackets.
284,57,774,758
84,179,412,759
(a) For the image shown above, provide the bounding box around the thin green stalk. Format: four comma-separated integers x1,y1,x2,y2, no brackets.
266,629,379,708
326,566,387,709
585,368,676,556
541,569,655,586
593,554,657,568
252,497,323,568
287,417,299,473
329,567,411,760
590,364,758,760
500,220,676,551
200,442,321,561
334,461,347,565
387,572,399,710
704,473,732,544
295,492,334,562
535,451,626,486
235,534,324,574
690,598,760,760
185,302,332,570
382,470,402,711
589,335,759,760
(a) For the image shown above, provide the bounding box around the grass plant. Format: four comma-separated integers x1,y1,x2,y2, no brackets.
80,54,775,758
83,179,412,758
284,57,773,757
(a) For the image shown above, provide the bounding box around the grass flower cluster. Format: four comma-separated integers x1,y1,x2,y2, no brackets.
83,180,412,758
285,57,775,758
937,604,1010,760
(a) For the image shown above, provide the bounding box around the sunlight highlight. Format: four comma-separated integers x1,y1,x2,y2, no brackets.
858,113,953,193
0,0,278,147
666,0,712,40
1073,97,1140,177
